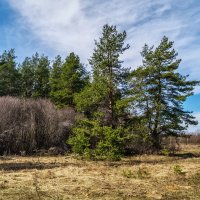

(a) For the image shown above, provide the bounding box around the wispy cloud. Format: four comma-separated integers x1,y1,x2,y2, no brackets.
7,0,200,81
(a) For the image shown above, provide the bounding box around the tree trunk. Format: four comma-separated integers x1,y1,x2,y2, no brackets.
152,131,161,152
152,68,162,152
109,91,114,128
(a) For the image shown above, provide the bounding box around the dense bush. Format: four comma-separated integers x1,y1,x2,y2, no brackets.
68,119,129,160
0,97,70,155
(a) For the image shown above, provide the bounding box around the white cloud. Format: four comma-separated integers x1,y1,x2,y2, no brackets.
8,0,94,59
8,0,200,80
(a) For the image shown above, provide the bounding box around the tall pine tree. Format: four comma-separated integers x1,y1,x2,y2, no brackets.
75,24,130,127
19,53,50,98
50,52,88,108
19,57,35,97
0,49,20,96
49,55,63,104
33,54,50,98
70,25,130,160
130,36,199,149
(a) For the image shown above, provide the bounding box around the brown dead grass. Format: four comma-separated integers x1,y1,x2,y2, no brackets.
0,144,199,200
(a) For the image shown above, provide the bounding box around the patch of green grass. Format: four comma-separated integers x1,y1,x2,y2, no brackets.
173,165,186,176
162,148,170,156
122,169,135,178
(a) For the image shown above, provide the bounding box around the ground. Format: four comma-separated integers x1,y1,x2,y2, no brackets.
0,145,200,200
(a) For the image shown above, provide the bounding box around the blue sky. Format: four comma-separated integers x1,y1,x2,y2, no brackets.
0,0,200,132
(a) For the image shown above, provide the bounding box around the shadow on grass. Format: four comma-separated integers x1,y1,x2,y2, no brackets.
0,156,15,161
0,162,61,171
105,159,170,167
105,152,200,167
1,151,199,170
0,160,82,171
169,152,200,159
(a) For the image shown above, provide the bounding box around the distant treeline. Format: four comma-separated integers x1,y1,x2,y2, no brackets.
181,133,200,145
0,24,199,159
0,50,88,104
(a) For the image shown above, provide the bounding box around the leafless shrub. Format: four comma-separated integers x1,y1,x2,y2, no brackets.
124,133,153,155
58,107,76,125
166,133,200,145
0,96,71,155
185,133,200,145
161,136,181,154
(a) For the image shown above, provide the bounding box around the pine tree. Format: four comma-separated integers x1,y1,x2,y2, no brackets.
70,25,130,160
0,49,20,96
49,55,63,104
20,53,50,98
33,54,50,98
19,57,35,97
130,36,199,149
50,52,88,108
75,24,130,127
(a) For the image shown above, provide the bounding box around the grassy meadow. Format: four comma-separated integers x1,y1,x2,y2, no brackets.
0,144,199,200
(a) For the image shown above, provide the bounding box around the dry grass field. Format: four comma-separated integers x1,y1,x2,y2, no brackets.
0,145,199,200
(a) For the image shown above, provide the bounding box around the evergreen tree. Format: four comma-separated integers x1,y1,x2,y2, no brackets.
19,57,35,97
19,53,50,98
70,25,130,160
75,24,130,127
129,36,199,149
0,49,20,96
50,52,88,108
33,54,50,98
49,55,63,104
